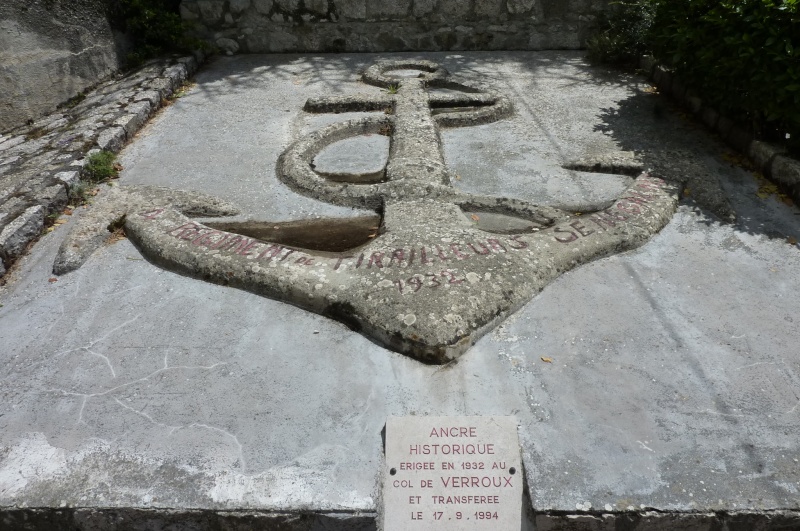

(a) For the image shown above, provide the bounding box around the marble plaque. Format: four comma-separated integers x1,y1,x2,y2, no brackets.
384,416,523,530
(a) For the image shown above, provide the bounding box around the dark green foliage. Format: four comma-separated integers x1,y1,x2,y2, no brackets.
63,91,87,108
649,0,799,148
587,1,657,66
588,0,799,150
83,151,119,183
111,0,206,67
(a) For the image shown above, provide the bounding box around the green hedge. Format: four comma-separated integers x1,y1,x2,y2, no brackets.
110,0,206,66
650,0,799,146
587,1,657,65
588,0,800,150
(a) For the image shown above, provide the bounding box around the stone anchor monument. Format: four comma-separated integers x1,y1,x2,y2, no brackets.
56,61,679,364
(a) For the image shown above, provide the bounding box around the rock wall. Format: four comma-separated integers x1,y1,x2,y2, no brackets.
180,0,609,54
0,0,129,133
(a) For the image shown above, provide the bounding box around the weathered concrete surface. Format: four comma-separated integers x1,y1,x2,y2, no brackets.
0,0,130,132
1,52,800,529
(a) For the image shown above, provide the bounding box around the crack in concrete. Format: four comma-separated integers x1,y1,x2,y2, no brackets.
348,386,375,440
48,360,228,425
45,299,66,336
735,361,775,371
183,423,246,471
107,396,248,471
50,313,142,378
636,440,655,453
76,395,87,424
66,42,112,58
84,347,116,378
693,409,749,418
113,396,168,428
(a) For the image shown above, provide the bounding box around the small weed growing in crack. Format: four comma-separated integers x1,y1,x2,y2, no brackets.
107,214,128,242
107,214,127,233
161,80,197,108
25,127,48,141
386,84,399,95
170,80,196,100
68,181,93,205
68,151,123,206
62,91,87,109
44,209,73,233
45,212,60,226
83,150,122,183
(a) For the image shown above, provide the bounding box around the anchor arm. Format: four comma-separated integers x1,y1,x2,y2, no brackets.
53,186,238,275
428,82,513,127
433,96,513,127
125,207,357,319
429,93,498,108
454,194,573,228
304,94,394,114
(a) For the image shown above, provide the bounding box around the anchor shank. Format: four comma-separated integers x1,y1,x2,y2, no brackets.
385,79,449,185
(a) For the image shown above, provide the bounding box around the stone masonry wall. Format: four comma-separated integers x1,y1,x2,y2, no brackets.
0,0,129,133
180,0,609,54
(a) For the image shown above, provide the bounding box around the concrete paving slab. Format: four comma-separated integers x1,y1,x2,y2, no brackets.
1,51,800,529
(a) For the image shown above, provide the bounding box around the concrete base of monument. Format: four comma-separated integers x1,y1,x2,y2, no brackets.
1,52,799,530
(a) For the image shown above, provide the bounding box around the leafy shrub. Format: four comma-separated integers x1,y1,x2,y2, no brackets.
83,151,120,183
111,0,206,67
650,0,800,148
587,1,657,65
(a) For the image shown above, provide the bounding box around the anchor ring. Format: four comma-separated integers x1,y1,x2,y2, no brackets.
363,60,450,87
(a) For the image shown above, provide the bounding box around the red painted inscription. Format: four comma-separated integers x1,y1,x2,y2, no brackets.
553,177,666,245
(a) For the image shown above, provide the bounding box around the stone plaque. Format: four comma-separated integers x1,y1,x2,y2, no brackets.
384,416,522,530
